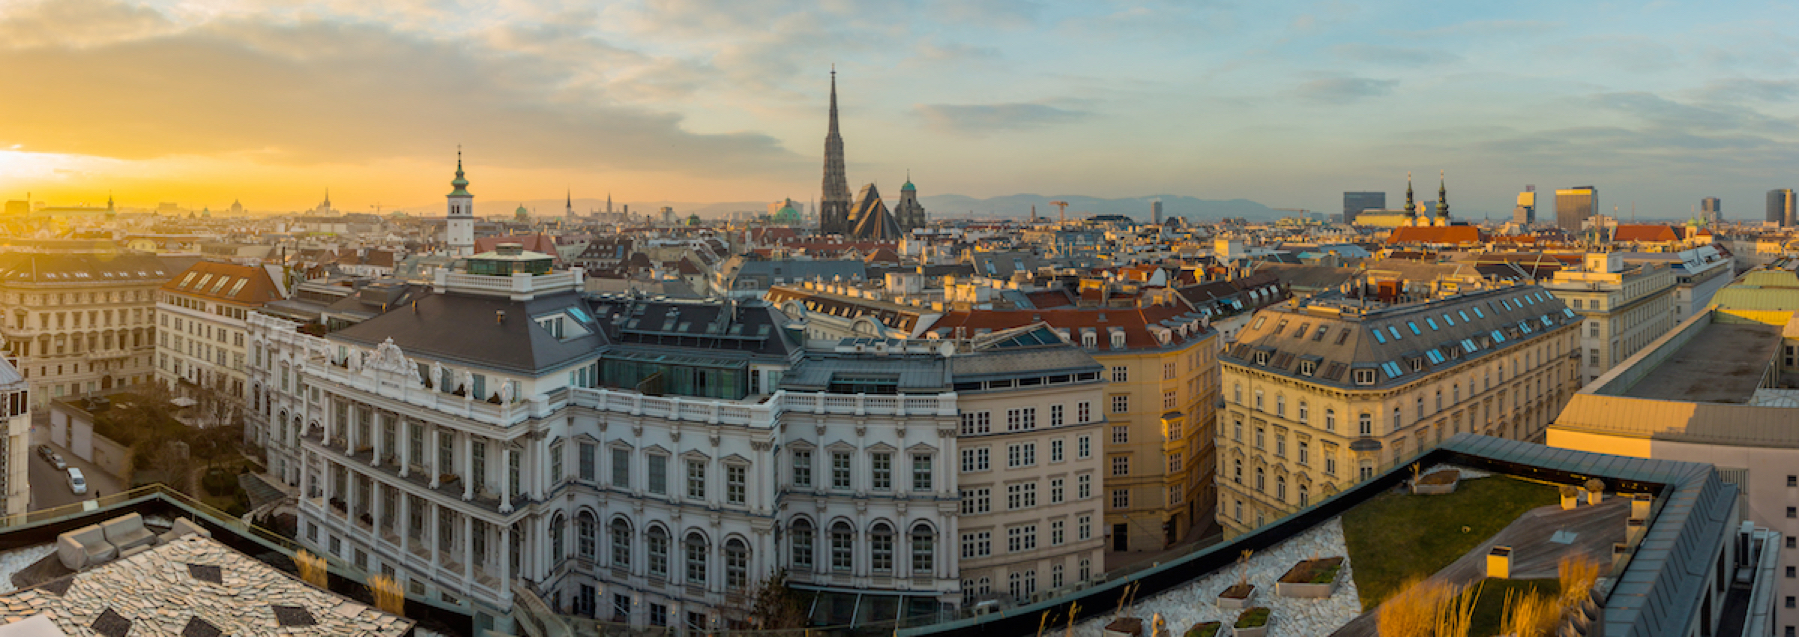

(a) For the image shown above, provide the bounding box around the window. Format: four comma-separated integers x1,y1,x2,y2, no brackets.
912,454,933,491
1275,395,1285,417
1111,366,1128,382
871,453,892,490
1168,452,1184,472
1007,408,1037,431
1078,515,1092,541
685,533,708,585
961,448,990,472
832,452,852,489
611,448,630,488
1078,474,1092,499
1111,456,1130,476
870,524,894,573
911,525,934,575
1051,439,1065,463
1111,489,1130,509
960,411,991,435
1007,525,1037,553
1051,478,1065,503
610,519,632,568
1050,404,1064,427
1298,401,1309,423
1008,443,1036,468
1078,436,1091,459
1359,413,1373,436
648,528,670,578
1298,441,1309,466
1077,401,1091,423
1324,409,1336,432
725,540,749,590
1164,390,1177,410
793,450,813,488
685,459,705,500
1254,389,1264,411
578,512,597,559
579,443,596,482
960,488,991,514
1111,425,1129,444
1007,482,1038,509
1111,395,1129,413
960,531,991,558
831,523,854,571
726,465,746,505
648,455,668,495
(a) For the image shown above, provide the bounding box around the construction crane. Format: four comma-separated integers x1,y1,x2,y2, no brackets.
370,203,386,214
1049,200,1070,224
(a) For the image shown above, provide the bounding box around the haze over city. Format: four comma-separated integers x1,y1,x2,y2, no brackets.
2,0,1796,218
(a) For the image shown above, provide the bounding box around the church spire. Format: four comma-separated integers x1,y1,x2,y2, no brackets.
828,64,839,136
820,66,852,234
1436,169,1449,218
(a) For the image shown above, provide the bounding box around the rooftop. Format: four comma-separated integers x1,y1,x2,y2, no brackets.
1618,321,1781,403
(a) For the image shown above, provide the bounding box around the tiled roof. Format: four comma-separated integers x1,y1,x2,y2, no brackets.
924,305,1211,351
1386,225,1484,245
161,262,284,306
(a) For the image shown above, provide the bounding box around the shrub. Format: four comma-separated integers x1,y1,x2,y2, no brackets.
1234,607,1270,629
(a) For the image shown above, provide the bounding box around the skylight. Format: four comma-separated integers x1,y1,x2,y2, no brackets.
1490,330,1506,343
1380,361,1404,378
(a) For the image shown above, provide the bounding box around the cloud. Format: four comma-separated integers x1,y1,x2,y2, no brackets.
0,0,177,47
1590,91,1794,133
1295,76,1397,103
0,3,801,176
914,102,1092,134
1695,78,1799,102
1410,19,1561,39
1331,43,1460,66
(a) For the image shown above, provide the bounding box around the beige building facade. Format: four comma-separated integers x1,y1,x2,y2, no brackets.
1217,285,1582,537
0,253,168,406
1542,253,1677,385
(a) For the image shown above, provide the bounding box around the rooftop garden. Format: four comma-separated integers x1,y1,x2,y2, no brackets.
1341,473,1560,610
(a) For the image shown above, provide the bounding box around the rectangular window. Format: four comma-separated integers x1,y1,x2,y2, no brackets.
648,455,668,495
1111,394,1129,413
793,450,813,488
1007,443,1037,468
579,443,596,482
1006,482,1037,509
1050,439,1064,463
1111,425,1129,444
1111,456,1130,476
1078,515,1092,540
611,448,630,488
1050,404,1064,427
912,455,932,491
960,411,991,435
1051,519,1065,546
1078,474,1092,499
1050,478,1065,503
960,488,990,514
1111,366,1128,382
1111,489,1130,509
726,465,746,504
961,448,990,472
1078,435,1091,459
960,532,991,558
832,452,852,488
871,453,892,490
1077,402,1091,423
1007,407,1037,431
685,459,706,500
1007,525,1037,552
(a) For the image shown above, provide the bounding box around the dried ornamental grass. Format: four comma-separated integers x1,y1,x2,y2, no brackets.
1558,553,1602,607
369,574,406,617
1375,576,1481,637
294,549,328,589
1498,588,1560,637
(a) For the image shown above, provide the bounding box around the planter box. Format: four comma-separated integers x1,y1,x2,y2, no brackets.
1232,608,1270,637
1275,557,1344,598
1412,470,1460,495
1217,584,1256,609
1560,494,1579,510
1104,617,1144,637
1487,545,1512,579
1183,621,1225,637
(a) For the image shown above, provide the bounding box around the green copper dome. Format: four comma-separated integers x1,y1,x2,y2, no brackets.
448,153,472,197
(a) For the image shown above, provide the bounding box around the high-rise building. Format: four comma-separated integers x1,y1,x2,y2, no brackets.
1513,186,1536,224
1766,189,1794,227
1151,200,1163,224
1341,192,1383,226
1701,197,1721,223
1555,186,1597,231
819,69,852,235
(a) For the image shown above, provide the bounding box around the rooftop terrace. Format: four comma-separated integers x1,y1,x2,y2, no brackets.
1617,321,1781,403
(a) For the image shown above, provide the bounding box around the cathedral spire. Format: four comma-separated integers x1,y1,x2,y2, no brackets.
1437,169,1449,218
828,64,839,136
820,66,852,234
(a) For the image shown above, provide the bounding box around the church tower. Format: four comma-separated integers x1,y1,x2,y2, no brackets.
1403,171,1415,219
893,171,927,232
819,67,852,235
1436,170,1450,222
446,149,475,256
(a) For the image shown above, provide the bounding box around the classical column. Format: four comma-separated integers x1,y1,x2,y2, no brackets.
463,514,474,583
499,523,512,605
344,408,357,457
400,492,412,556
300,447,313,500
370,414,383,467
429,502,442,566
429,427,443,489
500,448,513,514
463,433,476,501
398,419,412,478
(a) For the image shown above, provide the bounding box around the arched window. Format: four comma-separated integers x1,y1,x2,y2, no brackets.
1275,395,1285,417
1233,383,1242,404
911,523,934,575
609,519,632,569
1298,401,1309,424
1233,459,1243,484
647,527,670,578
725,539,749,591
1325,409,1337,432
830,522,854,572
1392,407,1402,430
550,514,566,562
684,532,708,585
1453,383,1461,403
1254,389,1264,411
870,523,894,573
577,511,597,560
1359,413,1373,436
1299,483,1310,507
1255,467,1265,493
1276,476,1287,502
791,519,815,571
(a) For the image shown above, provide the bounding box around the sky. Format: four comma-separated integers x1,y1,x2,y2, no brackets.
1,0,1797,219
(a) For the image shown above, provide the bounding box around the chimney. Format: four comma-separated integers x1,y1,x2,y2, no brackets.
496,310,506,324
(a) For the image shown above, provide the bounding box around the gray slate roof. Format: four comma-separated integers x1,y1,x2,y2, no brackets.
329,291,607,375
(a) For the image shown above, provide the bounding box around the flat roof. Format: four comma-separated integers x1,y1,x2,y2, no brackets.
1621,322,1782,403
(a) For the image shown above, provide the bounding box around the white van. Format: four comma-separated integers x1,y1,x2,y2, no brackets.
67,468,86,495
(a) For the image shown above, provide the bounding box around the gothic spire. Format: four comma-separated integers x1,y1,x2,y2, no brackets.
829,64,839,136
1404,171,1415,216
1437,169,1449,218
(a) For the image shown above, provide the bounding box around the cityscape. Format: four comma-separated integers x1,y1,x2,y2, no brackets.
0,1,1796,637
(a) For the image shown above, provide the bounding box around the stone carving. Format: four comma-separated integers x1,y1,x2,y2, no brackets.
500,381,515,404
368,338,421,384
460,370,475,397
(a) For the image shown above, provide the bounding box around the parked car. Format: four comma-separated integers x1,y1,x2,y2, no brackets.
36,445,65,470
67,468,86,495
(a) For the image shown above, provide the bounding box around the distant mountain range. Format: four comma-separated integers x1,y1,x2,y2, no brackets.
465,194,1281,221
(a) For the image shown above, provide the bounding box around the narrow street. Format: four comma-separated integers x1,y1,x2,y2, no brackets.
27,420,125,512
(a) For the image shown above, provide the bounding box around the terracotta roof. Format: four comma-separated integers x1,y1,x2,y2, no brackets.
161,261,283,306
1613,225,1681,243
1026,289,1075,308
476,233,560,259
1385,225,1484,245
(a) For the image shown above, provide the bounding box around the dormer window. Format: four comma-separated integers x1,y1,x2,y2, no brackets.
1353,369,1376,385
1299,361,1317,376
1254,351,1270,366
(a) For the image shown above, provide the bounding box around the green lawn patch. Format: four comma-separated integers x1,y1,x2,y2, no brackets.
1461,578,1559,637
1341,475,1559,610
